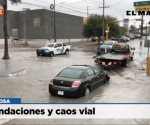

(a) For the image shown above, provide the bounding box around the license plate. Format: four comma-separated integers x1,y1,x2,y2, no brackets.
58,91,64,95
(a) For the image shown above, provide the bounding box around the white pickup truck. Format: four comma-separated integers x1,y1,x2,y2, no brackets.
36,42,71,57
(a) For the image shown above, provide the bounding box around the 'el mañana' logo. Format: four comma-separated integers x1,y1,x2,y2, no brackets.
126,10,150,16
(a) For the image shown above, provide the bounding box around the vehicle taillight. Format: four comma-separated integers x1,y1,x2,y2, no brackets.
102,62,105,65
49,79,53,85
72,81,81,88
108,62,112,65
113,62,117,64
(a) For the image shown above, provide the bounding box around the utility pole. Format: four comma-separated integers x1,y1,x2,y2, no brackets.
102,0,105,43
140,15,144,39
87,6,89,42
23,8,29,46
87,6,89,18
54,0,56,42
105,23,109,40
50,0,56,42
99,0,109,43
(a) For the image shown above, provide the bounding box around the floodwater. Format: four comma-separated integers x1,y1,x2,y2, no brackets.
0,40,150,103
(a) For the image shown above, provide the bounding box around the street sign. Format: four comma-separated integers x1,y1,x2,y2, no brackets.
0,8,4,16
135,6,150,11
134,1,150,6
134,1,150,11
144,39,150,48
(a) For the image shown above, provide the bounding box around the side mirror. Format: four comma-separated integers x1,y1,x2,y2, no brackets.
100,71,104,75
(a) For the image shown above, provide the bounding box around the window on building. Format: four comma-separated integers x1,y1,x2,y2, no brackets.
33,17,40,27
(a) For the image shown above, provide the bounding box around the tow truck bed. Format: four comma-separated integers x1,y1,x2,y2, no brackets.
96,53,130,61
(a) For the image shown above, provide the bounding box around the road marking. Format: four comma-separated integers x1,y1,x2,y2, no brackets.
9,68,26,77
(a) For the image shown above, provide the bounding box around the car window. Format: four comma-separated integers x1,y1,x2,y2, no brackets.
85,72,89,78
54,44,58,48
103,42,113,45
54,43,62,48
57,68,84,79
93,67,100,75
47,44,54,47
86,68,95,77
57,43,62,47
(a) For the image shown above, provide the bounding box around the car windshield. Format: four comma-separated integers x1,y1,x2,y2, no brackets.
46,44,54,48
57,68,84,79
103,42,113,45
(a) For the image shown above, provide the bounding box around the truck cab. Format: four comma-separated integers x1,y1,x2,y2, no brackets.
112,43,135,54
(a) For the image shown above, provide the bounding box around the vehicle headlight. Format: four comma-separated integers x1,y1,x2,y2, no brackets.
49,79,53,85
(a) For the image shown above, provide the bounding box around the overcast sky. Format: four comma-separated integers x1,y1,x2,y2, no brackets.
7,0,150,27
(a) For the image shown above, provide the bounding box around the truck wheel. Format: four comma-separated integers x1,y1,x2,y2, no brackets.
49,52,54,57
37,52,40,56
50,91,56,96
121,60,127,67
65,50,69,55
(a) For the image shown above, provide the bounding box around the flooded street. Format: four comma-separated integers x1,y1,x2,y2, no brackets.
0,40,150,103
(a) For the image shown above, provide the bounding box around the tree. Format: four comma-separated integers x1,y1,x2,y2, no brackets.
83,15,102,38
129,25,136,33
83,15,127,39
0,0,21,59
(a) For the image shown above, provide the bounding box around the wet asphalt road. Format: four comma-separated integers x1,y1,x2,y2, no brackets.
0,39,150,103
1,39,150,125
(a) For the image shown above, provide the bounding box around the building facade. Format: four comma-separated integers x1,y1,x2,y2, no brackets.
0,9,84,39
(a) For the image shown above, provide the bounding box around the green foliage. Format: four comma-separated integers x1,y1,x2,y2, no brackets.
83,15,102,38
10,0,21,4
83,15,127,39
0,0,21,6
0,0,5,6
129,25,136,33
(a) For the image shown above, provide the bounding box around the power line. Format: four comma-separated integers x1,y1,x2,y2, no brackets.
60,0,84,5
58,5,87,14
8,0,88,16
58,4,100,11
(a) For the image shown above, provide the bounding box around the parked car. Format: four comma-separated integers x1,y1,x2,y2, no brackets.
126,34,135,40
120,36,130,42
36,42,71,57
110,37,120,41
134,34,141,39
91,37,99,42
49,65,110,98
97,40,118,54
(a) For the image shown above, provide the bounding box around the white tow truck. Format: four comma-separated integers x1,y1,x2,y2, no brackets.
95,43,135,68
36,42,71,57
